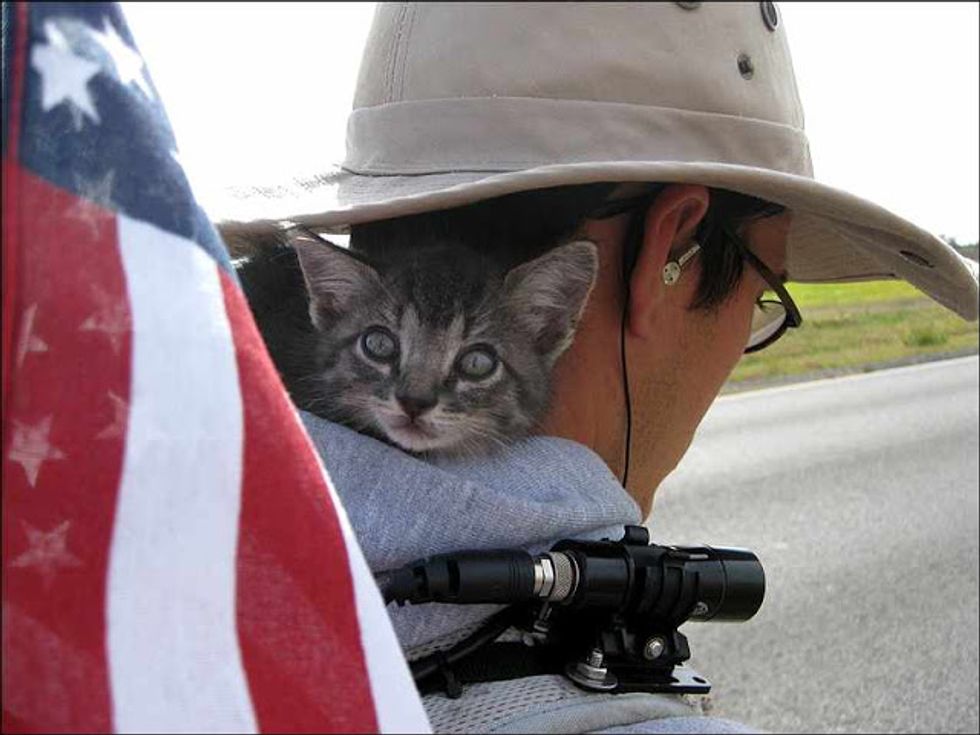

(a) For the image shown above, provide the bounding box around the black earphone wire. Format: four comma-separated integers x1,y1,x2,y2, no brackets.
619,208,647,490
620,287,632,489
589,186,666,490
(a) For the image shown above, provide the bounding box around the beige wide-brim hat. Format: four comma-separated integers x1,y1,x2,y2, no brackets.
217,2,979,321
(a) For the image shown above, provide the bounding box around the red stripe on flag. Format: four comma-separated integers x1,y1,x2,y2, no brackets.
2,171,129,732
2,3,30,426
3,160,23,447
219,274,380,734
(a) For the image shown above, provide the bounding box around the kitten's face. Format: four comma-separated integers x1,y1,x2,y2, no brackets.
291,232,597,456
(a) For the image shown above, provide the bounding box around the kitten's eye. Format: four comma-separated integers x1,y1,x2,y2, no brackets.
456,346,498,380
360,327,399,362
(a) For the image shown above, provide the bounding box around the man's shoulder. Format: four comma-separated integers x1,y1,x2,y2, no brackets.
589,716,761,734
422,673,758,734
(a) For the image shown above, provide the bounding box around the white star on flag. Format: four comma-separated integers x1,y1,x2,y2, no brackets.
40,16,71,49
96,392,128,440
87,19,153,99
66,170,116,236
7,416,67,488
30,20,101,130
79,284,130,355
84,170,115,207
16,304,49,368
9,520,83,589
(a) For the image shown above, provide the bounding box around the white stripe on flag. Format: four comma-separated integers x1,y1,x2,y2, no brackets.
108,216,257,734
343,518,434,734
288,410,433,734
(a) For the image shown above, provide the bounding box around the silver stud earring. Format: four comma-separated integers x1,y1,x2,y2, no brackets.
662,241,702,286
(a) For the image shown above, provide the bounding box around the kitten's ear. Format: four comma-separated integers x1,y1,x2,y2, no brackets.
504,240,598,363
287,228,382,330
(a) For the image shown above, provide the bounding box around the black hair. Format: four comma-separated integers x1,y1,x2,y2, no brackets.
349,182,785,310
690,189,787,310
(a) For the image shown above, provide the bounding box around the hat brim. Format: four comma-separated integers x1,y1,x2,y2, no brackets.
214,160,979,321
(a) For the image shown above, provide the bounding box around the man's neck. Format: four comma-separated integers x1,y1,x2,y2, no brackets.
534,221,629,488
536,327,626,482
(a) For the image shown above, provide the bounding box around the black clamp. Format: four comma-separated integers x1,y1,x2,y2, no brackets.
432,651,463,699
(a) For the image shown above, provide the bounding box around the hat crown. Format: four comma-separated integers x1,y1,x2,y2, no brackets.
355,2,804,129
347,2,811,178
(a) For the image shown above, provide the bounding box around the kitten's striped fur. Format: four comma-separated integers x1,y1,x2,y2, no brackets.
228,223,597,456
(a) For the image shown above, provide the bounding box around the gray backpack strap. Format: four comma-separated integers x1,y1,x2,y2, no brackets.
423,674,705,734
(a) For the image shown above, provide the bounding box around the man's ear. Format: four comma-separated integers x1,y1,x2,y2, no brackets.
628,184,710,339
504,240,599,364
287,228,382,330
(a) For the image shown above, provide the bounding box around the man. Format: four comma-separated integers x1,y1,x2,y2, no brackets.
222,3,978,732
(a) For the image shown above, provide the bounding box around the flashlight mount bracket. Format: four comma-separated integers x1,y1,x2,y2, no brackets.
532,526,712,695
552,616,711,695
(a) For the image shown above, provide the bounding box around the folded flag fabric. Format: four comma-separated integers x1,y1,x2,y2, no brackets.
1,3,430,732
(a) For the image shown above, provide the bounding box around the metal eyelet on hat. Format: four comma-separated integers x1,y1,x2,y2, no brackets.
675,2,701,9
900,250,935,268
760,2,779,31
737,54,755,80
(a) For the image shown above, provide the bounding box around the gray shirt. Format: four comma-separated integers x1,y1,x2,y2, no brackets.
301,412,757,734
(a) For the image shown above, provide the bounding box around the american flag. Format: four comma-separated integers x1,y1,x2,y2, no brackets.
1,3,430,732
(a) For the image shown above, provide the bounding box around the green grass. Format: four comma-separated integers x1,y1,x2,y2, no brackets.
727,281,979,386
788,280,930,307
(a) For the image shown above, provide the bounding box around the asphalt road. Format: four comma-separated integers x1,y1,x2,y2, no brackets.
647,356,979,734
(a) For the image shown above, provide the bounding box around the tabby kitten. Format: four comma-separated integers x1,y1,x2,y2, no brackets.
231,225,597,456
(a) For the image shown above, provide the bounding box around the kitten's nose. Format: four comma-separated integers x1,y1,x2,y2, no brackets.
397,394,437,419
